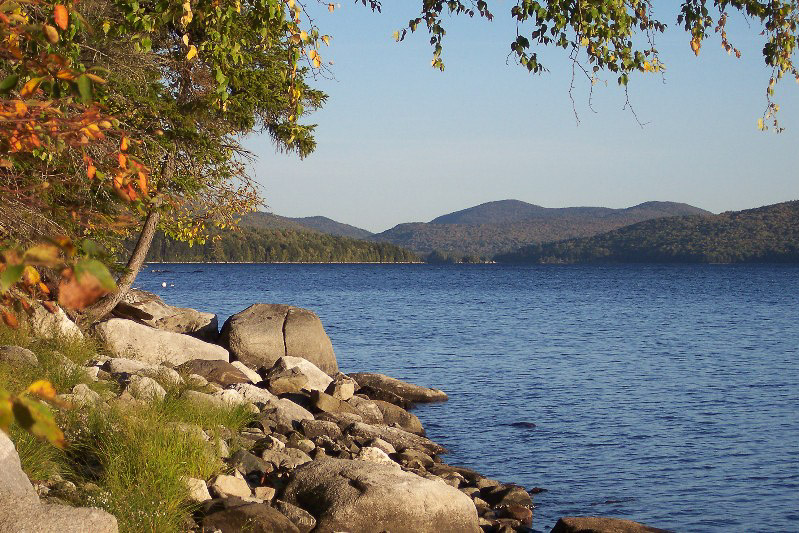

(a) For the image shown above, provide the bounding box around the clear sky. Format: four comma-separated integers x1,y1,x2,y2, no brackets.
243,3,798,233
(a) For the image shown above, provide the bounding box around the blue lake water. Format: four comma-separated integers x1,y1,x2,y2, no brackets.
136,264,799,532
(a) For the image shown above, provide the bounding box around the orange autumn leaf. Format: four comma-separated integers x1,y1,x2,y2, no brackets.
54,5,68,30
117,153,127,168
137,171,148,195
38,282,50,294
58,268,110,310
87,164,96,179
41,300,57,313
119,137,129,151
2,309,18,329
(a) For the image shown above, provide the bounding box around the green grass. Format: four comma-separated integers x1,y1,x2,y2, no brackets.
1,325,259,533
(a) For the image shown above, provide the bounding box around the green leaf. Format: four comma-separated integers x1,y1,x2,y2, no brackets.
0,74,19,94
79,239,103,257
0,389,12,432
22,243,61,267
74,258,116,291
0,264,24,292
76,74,92,104
11,396,65,448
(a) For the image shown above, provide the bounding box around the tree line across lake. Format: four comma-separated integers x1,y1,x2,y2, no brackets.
145,227,419,263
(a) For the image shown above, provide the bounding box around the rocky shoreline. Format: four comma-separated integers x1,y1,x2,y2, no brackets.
1,289,667,533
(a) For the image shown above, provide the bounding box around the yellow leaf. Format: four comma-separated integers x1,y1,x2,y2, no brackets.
21,265,40,286
43,25,59,44
757,118,764,130
300,31,307,41
322,35,330,46
27,380,57,401
182,34,189,46
187,44,197,60
19,78,42,98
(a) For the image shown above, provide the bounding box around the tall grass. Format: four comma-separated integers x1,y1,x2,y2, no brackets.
1,327,258,532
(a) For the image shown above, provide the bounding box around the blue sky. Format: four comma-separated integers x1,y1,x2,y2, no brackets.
243,3,798,233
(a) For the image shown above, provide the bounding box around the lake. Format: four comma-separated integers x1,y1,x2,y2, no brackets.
136,263,799,532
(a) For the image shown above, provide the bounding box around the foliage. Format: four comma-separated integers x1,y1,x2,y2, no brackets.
389,1,799,129
496,200,799,263
145,226,419,263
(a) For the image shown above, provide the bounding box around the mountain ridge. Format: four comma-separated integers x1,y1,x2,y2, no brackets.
370,200,712,258
495,201,799,264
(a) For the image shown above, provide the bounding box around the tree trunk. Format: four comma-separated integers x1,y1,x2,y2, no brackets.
84,152,174,323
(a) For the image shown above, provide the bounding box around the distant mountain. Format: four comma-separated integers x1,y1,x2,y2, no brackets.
496,201,799,264
371,200,712,258
240,212,372,239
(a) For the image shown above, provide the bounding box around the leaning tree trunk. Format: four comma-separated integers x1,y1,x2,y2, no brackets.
84,153,174,323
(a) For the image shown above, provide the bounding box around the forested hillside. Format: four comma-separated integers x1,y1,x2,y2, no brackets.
241,212,372,239
372,200,711,258
496,201,799,264
146,227,417,263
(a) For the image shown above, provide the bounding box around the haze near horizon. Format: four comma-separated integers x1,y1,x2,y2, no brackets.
243,3,799,233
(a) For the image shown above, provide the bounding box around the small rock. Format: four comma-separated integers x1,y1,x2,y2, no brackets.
325,374,357,400
177,359,249,387
230,360,262,384
349,372,448,403
0,345,38,366
253,486,275,501
311,389,361,416
395,449,434,468
299,419,342,440
229,449,272,477
185,477,212,503
210,474,251,499
273,499,317,533
367,437,396,455
202,502,300,533
550,516,671,533
137,365,183,388
499,504,532,526
71,384,101,406
228,383,277,406
266,367,309,395
265,356,332,392
347,395,385,424
126,375,167,402
357,446,400,469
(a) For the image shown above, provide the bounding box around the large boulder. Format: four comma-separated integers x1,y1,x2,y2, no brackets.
0,431,118,533
550,517,672,533
116,289,219,341
220,304,338,375
95,318,228,366
349,373,447,403
282,458,480,533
